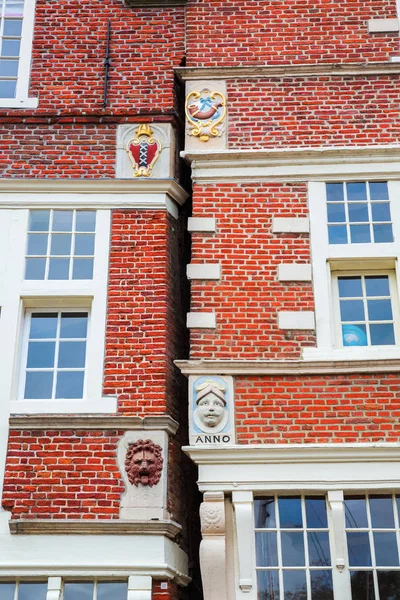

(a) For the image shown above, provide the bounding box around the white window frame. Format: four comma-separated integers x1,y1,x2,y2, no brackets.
0,0,38,108
306,179,400,361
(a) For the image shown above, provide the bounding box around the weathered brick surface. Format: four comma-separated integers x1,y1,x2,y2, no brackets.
235,374,400,443
227,76,400,149
190,182,314,359
152,581,179,600
186,0,399,67
2,430,124,519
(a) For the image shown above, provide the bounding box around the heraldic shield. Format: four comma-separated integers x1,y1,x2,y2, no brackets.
126,124,161,177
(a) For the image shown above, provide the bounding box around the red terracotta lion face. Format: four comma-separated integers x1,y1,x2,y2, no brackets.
125,439,163,487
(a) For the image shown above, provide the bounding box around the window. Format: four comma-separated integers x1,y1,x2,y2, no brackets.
21,310,89,400
63,581,128,600
0,0,37,107
255,496,333,599
25,210,96,281
327,181,393,245
345,494,400,599
0,582,47,600
333,272,399,347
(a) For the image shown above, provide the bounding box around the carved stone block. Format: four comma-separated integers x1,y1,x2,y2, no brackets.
184,81,227,151
189,375,235,445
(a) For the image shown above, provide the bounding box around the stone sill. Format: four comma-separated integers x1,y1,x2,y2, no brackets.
9,519,182,539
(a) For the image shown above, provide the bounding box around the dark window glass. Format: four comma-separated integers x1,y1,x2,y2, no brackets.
63,582,94,600
0,583,16,600
370,496,395,529
373,223,394,243
254,498,276,529
278,497,302,528
305,496,328,529
338,277,363,298
326,183,344,201
283,570,307,600
371,202,391,222
257,570,279,600
281,531,305,567
308,531,331,566
55,371,85,399
327,203,346,223
365,276,390,297
19,583,48,600
310,570,334,600
370,182,389,200
347,532,372,567
60,313,88,339
348,203,369,223
255,531,278,567
342,324,367,347
345,497,368,528
377,571,400,600
374,532,399,567
347,182,367,201
52,210,73,232
30,314,58,339
340,300,365,322
350,224,371,243
370,323,395,346
328,225,347,244
350,571,375,600
29,211,50,231
97,582,128,600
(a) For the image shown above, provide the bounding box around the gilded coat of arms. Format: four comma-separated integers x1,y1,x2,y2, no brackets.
185,88,226,142
126,124,161,177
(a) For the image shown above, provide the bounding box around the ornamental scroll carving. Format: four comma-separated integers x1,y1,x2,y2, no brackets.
125,439,163,487
199,492,228,600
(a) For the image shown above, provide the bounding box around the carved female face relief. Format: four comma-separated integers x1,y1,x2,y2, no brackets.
193,379,229,434
125,439,163,487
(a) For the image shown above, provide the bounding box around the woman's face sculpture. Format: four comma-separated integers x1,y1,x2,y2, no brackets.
196,393,226,428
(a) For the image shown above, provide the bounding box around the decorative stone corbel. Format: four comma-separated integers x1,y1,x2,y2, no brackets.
128,575,152,600
200,491,228,600
232,491,254,593
328,491,346,571
46,577,62,600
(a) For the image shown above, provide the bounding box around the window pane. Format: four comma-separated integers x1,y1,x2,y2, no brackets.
283,570,307,599
374,532,399,567
370,182,389,200
347,532,372,567
74,234,95,256
255,531,278,567
0,58,18,76
5,0,24,16
19,583,48,600
72,258,94,279
350,571,375,600
50,234,72,256
348,203,369,223
347,182,367,200
29,210,50,232
254,498,276,529
257,570,279,600
281,531,305,566
58,341,86,368
27,341,55,368
27,233,48,255
3,18,22,35
377,571,400,600
24,371,53,399
373,223,393,243
60,313,88,339
1,38,20,56
371,202,391,222
308,531,331,566
97,582,128,600
367,299,393,321
305,497,328,529
365,276,390,297
30,314,58,339
340,300,365,322
310,571,333,600
338,277,363,298
350,224,370,243
370,323,395,346
0,79,16,97
278,497,302,528
0,583,15,600
328,225,347,244
345,498,368,528
63,583,94,600
342,324,367,347
326,183,344,201
25,258,46,279
52,210,73,231
370,496,395,528
55,371,84,399
48,258,70,279
76,211,96,232
327,203,346,223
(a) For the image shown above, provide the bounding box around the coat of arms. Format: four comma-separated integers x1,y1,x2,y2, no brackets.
185,88,226,142
126,124,161,177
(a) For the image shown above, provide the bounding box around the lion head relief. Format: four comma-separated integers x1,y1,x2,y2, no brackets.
124,439,163,487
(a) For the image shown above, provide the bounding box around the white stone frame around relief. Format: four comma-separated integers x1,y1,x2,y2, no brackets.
189,375,235,445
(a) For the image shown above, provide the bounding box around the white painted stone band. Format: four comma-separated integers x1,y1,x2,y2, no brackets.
187,313,217,329
368,18,399,33
188,217,216,233
128,576,152,600
272,217,310,233
278,263,312,281
187,263,221,280
278,311,315,330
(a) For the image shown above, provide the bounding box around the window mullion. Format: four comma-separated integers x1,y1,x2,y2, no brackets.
301,497,312,600
52,312,62,400
275,496,284,600
366,495,380,600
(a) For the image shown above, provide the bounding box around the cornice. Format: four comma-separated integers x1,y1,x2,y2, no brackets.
182,145,400,183
174,358,400,376
183,443,400,465
0,179,189,206
175,61,400,81
8,414,179,435
9,519,182,539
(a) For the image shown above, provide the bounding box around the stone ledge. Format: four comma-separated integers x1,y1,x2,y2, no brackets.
8,415,179,435
9,519,182,539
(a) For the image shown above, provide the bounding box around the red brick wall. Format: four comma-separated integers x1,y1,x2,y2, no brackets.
236,374,400,443
186,0,399,67
190,182,314,360
227,75,400,149
2,429,124,519
152,581,179,600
